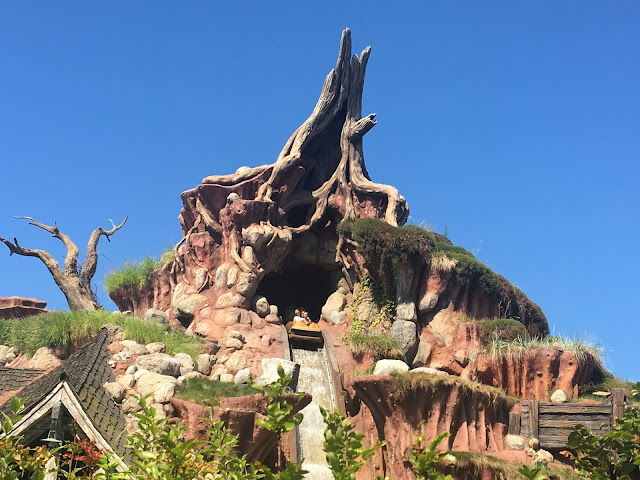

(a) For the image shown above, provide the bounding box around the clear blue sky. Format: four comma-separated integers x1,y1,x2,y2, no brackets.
1,2,638,381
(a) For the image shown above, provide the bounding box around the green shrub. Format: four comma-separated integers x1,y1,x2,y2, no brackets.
476,318,528,345
408,430,455,480
0,310,203,357
173,378,256,407
320,406,385,480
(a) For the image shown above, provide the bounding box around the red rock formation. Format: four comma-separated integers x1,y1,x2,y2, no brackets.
0,296,47,319
346,375,513,480
170,393,311,463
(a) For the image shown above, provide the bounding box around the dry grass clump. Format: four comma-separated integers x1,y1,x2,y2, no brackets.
431,253,457,272
474,335,604,370
392,371,517,409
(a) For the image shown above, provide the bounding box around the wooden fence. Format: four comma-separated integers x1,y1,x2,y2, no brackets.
509,388,628,449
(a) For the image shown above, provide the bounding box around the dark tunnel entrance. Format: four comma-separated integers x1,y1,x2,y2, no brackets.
255,265,338,322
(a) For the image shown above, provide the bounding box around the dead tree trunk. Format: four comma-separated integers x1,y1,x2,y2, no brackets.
201,28,409,234
0,216,127,311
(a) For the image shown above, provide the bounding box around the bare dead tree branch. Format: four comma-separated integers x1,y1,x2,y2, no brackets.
80,216,128,284
1,215,128,310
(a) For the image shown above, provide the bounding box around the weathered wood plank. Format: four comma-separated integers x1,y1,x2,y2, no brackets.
539,418,611,428
509,412,521,435
612,388,625,423
529,400,539,440
538,404,611,415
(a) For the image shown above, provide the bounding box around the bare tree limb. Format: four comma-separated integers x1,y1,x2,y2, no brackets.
15,216,80,274
80,216,128,284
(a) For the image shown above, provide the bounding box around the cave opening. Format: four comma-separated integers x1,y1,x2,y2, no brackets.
255,265,338,322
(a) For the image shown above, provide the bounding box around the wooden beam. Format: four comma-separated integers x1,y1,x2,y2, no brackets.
529,400,539,440
612,388,625,423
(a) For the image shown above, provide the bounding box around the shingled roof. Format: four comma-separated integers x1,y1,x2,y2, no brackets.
0,328,128,459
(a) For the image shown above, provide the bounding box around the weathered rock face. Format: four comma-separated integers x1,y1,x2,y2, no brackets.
474,349,598,400
0,296,47,319
348,375,513,480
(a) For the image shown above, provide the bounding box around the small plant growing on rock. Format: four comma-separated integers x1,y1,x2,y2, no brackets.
407,428,455,480
320,407,385,480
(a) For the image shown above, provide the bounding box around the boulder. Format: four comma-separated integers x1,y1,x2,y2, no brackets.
227,330,245,342
117,374,136,390
373,359,410,376
220,373,234,383
321,292,346,322
174,352,195,376
328,311,346,325
146,342,166,354
269,305,279,316
193,268,209,292
225,338,244,350
454,349,468,367
216,292,246,309
196,354,213,376
113,350,132,363
133,368,149,380
172,283,207,322
533,449,554,465
135,353,182,377
0,345,17,365
550,389,567,403
150,403,167,419
103,382,125,403
121,396,142,414
505,434,526,450
251,296,270,318
183,371,203,380
234,368,252,385
395,302,417,322
256,358,299,386
136,371,180,403
391,319,418,358
144,308,169,325
120,340,148,356
412,339,432,367
125,365,137,375
265,314,280,324
30,347,62,370
225,352,247,373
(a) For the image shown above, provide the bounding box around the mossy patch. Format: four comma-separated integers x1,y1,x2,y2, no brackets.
174,378,256,407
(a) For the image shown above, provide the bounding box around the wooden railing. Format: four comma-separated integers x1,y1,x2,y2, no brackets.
509,388,628,449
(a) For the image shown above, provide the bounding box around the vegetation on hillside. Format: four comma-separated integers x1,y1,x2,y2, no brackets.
104,249,175,293
0,310,202,358
338,218,548,337
174,378,256,407
476,317,529,345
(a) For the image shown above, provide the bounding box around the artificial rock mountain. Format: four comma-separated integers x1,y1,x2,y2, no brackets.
107,30,603,478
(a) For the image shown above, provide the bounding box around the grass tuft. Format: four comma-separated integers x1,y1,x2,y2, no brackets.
430,253,457,272
0,310,203,357
475,318,528,345
392,371,517,408
473,335,605,374
349,332,404,359
104,248,175,293
174,378,256,407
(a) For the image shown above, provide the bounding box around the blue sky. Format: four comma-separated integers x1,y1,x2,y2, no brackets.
1,2,638,381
